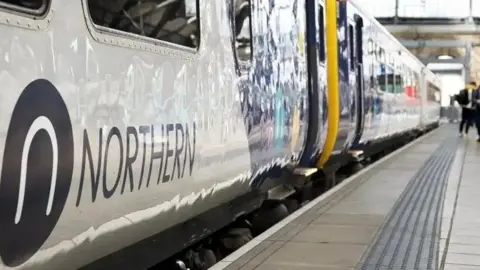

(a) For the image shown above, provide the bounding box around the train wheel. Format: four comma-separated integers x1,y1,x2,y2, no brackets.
217,227,253,256
183,248,217,270
250,201,289,235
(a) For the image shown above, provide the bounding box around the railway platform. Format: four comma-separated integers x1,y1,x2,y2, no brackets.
209,124,480,270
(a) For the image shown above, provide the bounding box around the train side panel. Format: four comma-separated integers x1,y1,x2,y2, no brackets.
0,0,311,269
248,0,310,187
0,1,250,268
333,1,356,154
347,0,429,152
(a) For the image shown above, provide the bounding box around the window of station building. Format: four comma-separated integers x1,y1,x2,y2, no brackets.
234,0,252,62
0,0,48,14
87,0,200,49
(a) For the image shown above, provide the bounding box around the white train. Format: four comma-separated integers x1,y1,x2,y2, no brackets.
0,0,440,269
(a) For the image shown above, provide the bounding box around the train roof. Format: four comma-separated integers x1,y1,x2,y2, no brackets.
348,0,441,87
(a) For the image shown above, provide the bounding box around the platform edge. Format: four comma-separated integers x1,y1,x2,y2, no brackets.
438,138,467,269
209,127,444,270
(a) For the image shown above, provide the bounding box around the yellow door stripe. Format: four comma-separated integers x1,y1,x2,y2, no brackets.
316,0,340,168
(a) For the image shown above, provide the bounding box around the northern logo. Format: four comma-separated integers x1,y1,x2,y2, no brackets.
0,79,74,267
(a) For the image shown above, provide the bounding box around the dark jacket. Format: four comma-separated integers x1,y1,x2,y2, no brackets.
457,88,475,107
474,89,480,111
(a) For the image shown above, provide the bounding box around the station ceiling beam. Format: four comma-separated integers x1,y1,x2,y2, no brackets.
384,24,480,35
429,68,463,75
419,56,467,65
398,40,477,48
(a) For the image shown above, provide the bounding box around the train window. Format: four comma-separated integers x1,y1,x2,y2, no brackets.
234,0,252,62
367,39,374,54
318,4,326,62
87,0,200,49
403,65,409,87
378,47,385,62
427,83,440,103
388,54,394,67
377,76,386,92
414,72,420,98
354,14,363,64
434,86,441,103
406,68,411,96
394,63,402,94
348,24,354,70
0,0,48,14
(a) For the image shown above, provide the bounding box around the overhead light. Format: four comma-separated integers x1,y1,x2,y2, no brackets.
437,55,454,60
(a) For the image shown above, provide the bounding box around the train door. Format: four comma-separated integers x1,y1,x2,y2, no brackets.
347,20,356,140
377,47,388,138
333,0,351,153
385,55,395,135
351,14,364,145
299,0,327,166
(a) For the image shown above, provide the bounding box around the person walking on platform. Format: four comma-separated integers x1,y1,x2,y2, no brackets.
456,81,476,136
472,85,480,142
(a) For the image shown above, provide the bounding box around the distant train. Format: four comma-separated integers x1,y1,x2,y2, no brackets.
0,0,440,269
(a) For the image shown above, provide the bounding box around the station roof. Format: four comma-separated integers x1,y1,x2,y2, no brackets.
355,0,480,81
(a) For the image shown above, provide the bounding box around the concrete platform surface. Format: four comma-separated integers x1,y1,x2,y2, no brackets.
210,125,480,270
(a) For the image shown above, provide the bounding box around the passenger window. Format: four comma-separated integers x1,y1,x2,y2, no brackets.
376,47,386,91
377,46,384,61
407,68,414,96
434,86,440,103
354,14,363,64
87,0,200,49
348,24,354,70
0,0,47,13
427,83,437,102
234,0,252,62
397,70,403,94
404,68,408,90
388,56,395,93
408,68,412,88
414,73,420,98
367,39,374,55
318,4,326,62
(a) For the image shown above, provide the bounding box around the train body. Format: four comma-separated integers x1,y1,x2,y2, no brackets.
0,0,440,269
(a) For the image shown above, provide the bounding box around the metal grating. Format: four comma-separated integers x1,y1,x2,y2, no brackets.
358,136,459,270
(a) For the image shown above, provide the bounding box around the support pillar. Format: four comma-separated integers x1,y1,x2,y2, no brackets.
468,0,474,24
465,43,472,83
394,0,399,24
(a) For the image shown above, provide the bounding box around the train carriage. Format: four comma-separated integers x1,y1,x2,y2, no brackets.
0,0,440,269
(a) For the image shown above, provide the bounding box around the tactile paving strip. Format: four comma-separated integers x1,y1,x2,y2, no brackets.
358,135,459,270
